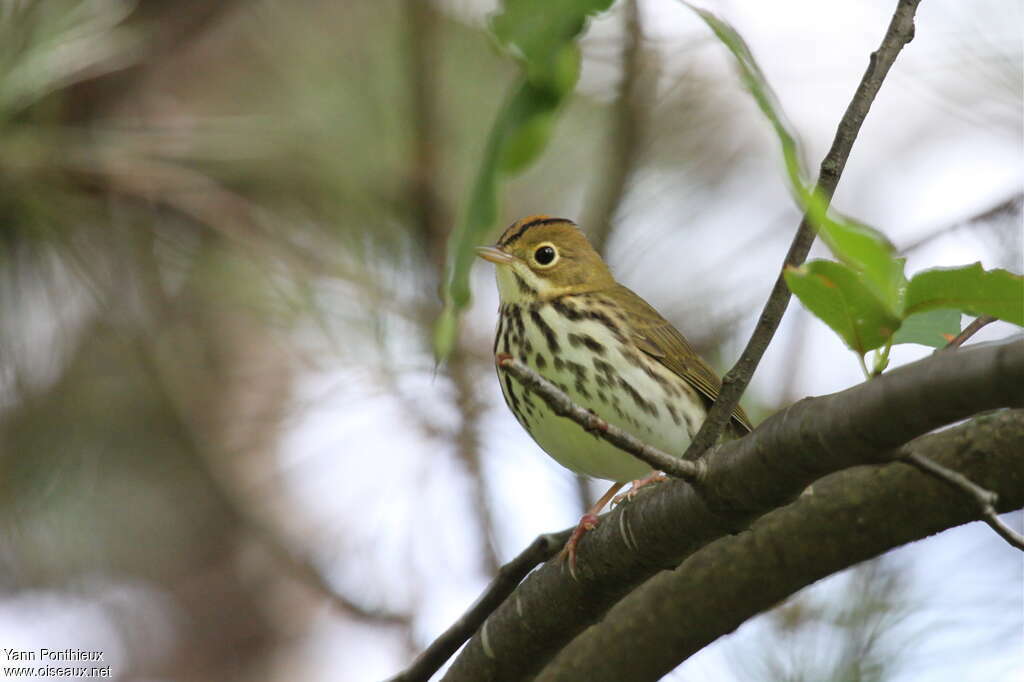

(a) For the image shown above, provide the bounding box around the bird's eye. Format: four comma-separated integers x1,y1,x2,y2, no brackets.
533,244,558,267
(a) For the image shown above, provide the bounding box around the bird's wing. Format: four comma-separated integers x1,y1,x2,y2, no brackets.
602,284,752,433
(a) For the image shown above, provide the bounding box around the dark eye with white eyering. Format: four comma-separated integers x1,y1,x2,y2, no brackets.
533,244,557,266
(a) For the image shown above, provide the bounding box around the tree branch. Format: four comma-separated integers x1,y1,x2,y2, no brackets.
901,451,1024,551
683,0,923,459
541,409,1024,681
438,339,1023,680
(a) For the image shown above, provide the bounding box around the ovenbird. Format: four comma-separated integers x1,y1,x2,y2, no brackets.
477,215,751,566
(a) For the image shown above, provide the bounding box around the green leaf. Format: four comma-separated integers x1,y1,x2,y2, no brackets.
812,210,906,315
491,0,612,92
433,306,460,361
905,263,1024,326
434,0,613,358
785,260,902,355
892,309,962,348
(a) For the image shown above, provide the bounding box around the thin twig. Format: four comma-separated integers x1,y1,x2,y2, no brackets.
497,355,706,482
387,529,573,682
682,0,924,460
901,452,1024,551
900,192,1024,254
943,315,997,350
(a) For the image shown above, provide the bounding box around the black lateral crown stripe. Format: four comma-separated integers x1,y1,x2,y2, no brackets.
499,217,575,248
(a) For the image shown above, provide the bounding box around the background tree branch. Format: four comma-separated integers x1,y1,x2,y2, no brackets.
584,0,646,256
441,339,1024,680
900,191,1024,254
388,529,572,682
406,0,501,577
541,408,1024,680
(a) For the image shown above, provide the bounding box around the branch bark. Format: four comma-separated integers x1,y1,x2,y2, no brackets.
541,409,1024,680
684,0,923,459
439,339,1024,680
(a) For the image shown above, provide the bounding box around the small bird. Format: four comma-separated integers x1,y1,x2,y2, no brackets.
477,215,750,568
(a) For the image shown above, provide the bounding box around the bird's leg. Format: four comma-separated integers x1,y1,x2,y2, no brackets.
612,471,668,506
560,481,625,577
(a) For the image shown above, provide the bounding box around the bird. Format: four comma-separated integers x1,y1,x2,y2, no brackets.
476,215,751,569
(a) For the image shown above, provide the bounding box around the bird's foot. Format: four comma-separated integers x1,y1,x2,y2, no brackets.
612,472,668,506
559,512,600,579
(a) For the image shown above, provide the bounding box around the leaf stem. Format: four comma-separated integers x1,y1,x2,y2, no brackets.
858,353,871,381
943,315,997,350
872,336,894,376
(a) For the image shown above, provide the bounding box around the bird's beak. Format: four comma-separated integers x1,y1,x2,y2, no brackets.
475,246,517,265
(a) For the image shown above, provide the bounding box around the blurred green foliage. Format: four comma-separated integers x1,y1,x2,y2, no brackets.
435,0,613,358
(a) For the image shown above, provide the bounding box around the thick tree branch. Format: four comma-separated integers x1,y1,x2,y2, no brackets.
542,409,1024,681
439,339,1024,680
684,0,923,459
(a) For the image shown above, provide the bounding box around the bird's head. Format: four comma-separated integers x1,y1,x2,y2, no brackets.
475,215,614,303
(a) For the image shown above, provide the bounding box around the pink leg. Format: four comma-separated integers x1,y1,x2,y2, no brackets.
560,481,625,576
612,471,668,506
